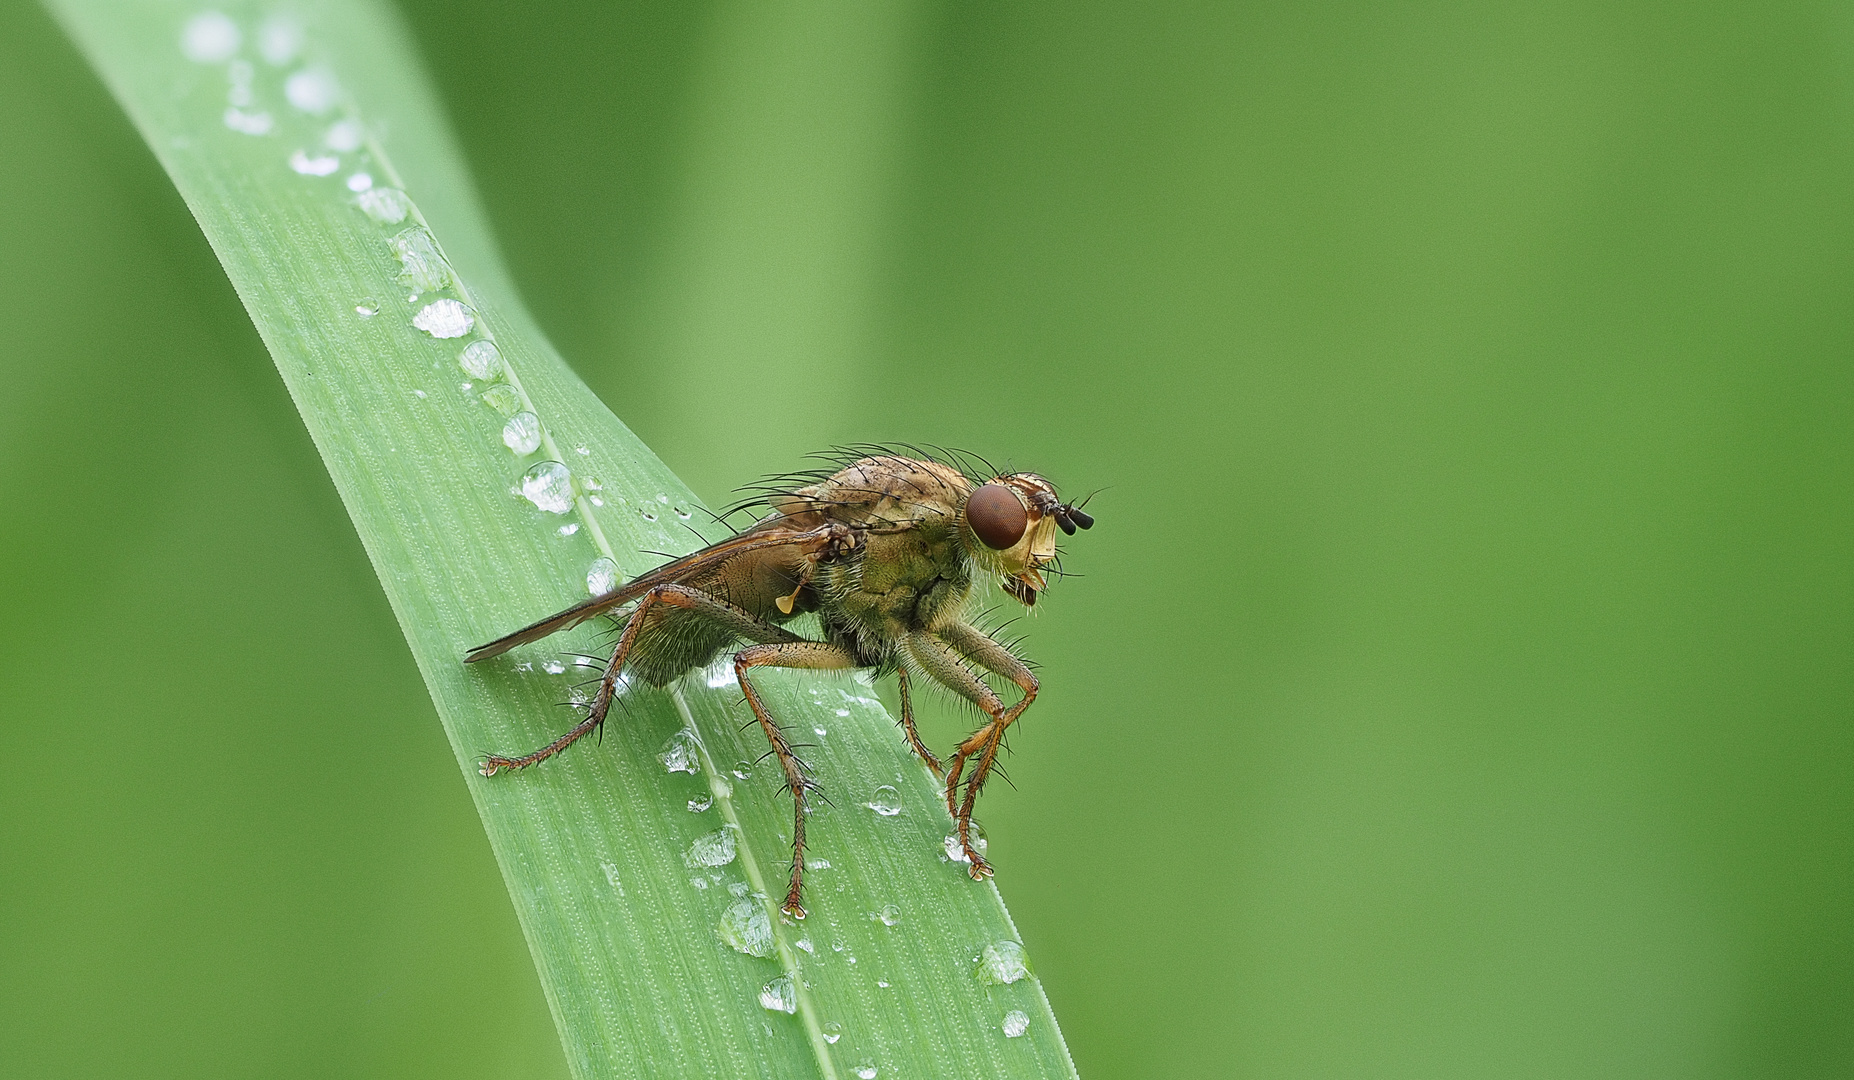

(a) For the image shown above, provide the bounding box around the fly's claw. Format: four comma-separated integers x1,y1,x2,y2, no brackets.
965,852,994,881
782,895,808,920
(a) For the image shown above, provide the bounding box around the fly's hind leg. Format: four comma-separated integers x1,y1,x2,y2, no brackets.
905,624,1038,879
479,584,803,776
732,641,861,918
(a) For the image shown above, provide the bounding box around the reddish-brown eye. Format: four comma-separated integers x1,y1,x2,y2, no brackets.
967,484,1028,550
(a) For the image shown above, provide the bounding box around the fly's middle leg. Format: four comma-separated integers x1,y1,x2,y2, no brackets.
733,640,860,918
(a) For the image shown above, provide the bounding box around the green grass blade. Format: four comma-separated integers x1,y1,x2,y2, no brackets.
46,1,1079,1077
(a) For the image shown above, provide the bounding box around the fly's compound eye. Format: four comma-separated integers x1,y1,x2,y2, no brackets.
966,483,1029,550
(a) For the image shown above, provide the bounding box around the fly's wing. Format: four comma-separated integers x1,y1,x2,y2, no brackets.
464,523,840,663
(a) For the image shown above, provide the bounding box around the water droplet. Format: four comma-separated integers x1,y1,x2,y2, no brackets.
731,761,752,780
976,940,1030,985
325,119,363,152
656,493,671,504
806,857,831,870
1002,1009,1030,1038
346,172,373,192
875,904,900,927
557,523,579,537
284,68,339,114
718,896,774,958
854,1064,878,1079
519,461,574,514
288,149,339,176
690,876,708,890
658,729,701,775
457,339,502,380
586,557,619,597
795,936,815,954
181,12,241,63
944,833,988,864
756,974,796,1014
598,861,624,896
502,411,542,455
685,827,737,868
354,299,379,317
225,59,255,106
413,389,427,399
821,1021,842,1043
640,508,657,522
834,708,850,718
257,15,301,65
687,792,713,813
575,445,591,456
675,506,692,519
582,476,603,491
390,227,453,292
589,496,604,507
728,882,750,898
222,107,273,135
412,299,473,339
863,785,902,817
480,384,522,416
876,980,891,989
357,187,410,224
541,660,567,676
813,726,828,737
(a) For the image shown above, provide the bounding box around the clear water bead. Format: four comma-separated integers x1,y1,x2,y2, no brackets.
586,557,619,597
944,834,987,864
687,792,713,813
480,384,522,416
855,1065,878,1079
684,827,737,868
718,897,774,958
325,120,363,152
459,339,503,379
519,461,573,514
346,172,373,192
181,12,240,63
356,187,410,224
658,729,700,775
354,299,380,317
875,904,900,927
288,150,338,176
863,785,902,817
502,411,542,455
977,940,1030,985
757,975,796,1015
412,299,473,338
222,108,272,135
284,68,339,114
390,227,452,292
1002,1010,1030,1038
257,16,301,65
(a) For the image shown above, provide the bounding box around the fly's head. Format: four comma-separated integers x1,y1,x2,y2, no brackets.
961,472,1094,607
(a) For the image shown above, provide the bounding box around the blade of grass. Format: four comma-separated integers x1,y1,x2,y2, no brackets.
47,1,1080,1077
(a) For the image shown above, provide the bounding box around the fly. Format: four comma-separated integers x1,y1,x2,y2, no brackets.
466,449,1094,918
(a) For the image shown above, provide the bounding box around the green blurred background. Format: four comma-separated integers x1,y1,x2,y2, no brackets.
4,1,1851,1077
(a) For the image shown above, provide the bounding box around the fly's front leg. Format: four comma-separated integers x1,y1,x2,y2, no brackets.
732,641,861,918
905,625,1037,878
479,584,802,776
895,666,942,776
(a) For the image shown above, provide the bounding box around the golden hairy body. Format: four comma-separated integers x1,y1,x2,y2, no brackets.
466,451,1093,917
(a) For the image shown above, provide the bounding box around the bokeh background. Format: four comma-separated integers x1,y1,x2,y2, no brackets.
4,1,1851,1077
